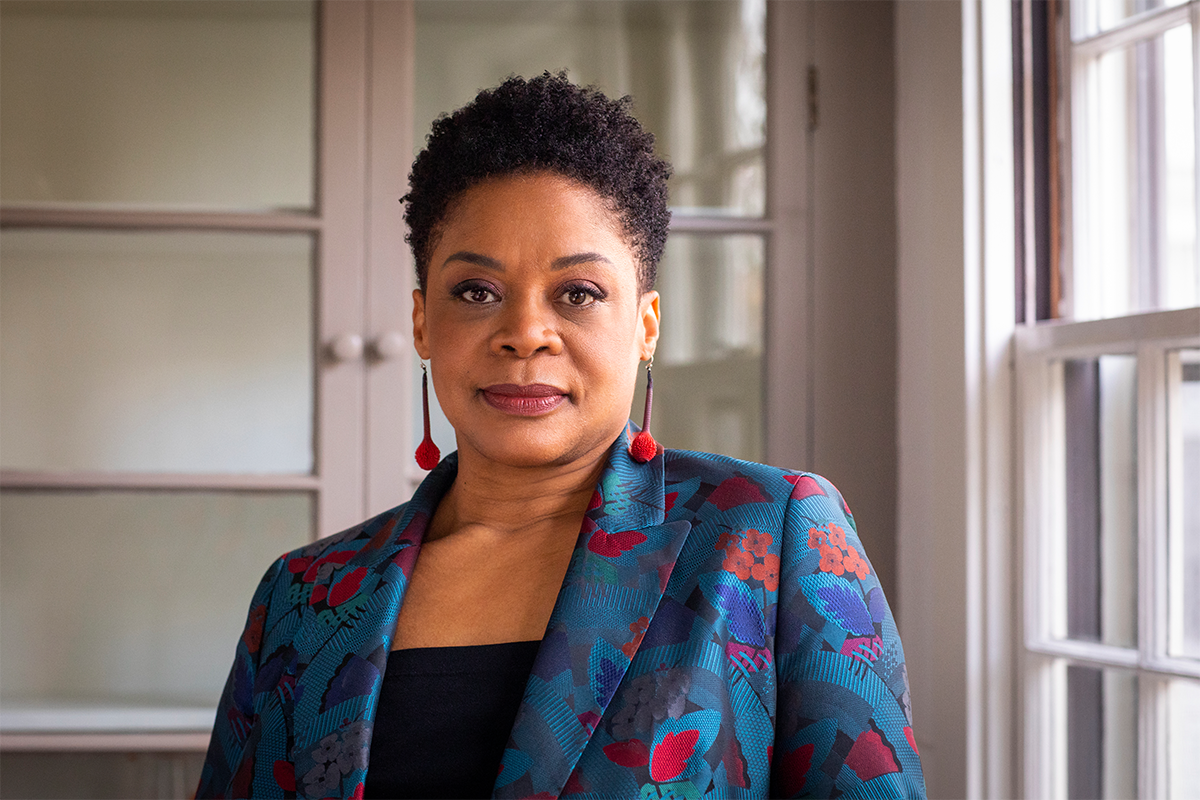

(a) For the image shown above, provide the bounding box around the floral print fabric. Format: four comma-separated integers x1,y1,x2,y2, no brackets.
197,425,926,798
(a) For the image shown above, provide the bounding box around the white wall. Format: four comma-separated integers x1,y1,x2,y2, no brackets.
895,2,969,797
810,0,899,602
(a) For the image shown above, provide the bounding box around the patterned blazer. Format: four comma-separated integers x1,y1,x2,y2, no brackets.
197,425,926,799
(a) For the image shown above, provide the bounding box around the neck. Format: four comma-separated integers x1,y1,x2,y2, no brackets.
429,437,615,542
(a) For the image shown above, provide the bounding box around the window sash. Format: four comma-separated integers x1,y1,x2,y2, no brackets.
1018,307,1200,798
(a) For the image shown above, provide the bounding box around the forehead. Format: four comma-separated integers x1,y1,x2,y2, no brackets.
435,172,633,260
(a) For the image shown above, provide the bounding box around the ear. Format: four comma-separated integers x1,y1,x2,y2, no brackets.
637,290,660,361
412,289,431,360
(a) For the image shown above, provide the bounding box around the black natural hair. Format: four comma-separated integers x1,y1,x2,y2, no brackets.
403,72,672,294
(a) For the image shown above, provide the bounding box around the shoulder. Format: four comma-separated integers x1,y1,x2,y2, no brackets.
661,448,854,532
254,499,416,593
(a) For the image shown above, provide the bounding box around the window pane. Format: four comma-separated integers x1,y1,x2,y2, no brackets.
0,751,203,800
1073,0,1187,39
1053,356,1138,647
640,234,764,461
1072,24,1197,320
1168,348,1200,660
0,1,315,211
414,0,766,216
1167,677,1200,799
0,490,311,706
1065,664,1138,800
0,230,314,474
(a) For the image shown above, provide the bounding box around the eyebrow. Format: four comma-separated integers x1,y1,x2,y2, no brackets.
440,251,613,270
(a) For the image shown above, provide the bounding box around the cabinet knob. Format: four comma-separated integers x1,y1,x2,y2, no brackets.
329,333,364,362
372,331,408,360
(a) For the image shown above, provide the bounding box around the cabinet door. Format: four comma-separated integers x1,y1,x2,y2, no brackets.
0,4,394,790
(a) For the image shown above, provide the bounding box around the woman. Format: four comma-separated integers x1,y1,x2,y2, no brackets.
197,74,926,799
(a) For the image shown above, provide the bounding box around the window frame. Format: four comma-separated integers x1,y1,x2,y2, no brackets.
1017,1,1200,796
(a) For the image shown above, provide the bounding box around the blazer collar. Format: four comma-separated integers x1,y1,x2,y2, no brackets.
495,423,692,798
289,426,689,799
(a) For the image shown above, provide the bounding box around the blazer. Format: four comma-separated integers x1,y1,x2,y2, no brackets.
197,425,926,799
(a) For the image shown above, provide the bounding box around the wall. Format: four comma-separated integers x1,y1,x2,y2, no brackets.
895,1,969,798
810,0,899,603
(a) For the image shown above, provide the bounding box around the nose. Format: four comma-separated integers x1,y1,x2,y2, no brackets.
491,294,563,358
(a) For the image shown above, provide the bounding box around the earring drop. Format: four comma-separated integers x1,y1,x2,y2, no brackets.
415,362,441,470
630,359,657,463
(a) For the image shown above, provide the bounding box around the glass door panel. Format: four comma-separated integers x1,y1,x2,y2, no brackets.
0,0,316,211
638,233,765,461
414,0,766,216
0,490,311,706
0,230,314,474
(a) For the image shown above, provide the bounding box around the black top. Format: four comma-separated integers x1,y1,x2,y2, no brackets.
362,640,541,799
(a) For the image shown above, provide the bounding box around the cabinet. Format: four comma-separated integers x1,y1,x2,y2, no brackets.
0,1,417,785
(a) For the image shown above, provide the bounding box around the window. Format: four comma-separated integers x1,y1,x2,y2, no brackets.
1018,0,1200,796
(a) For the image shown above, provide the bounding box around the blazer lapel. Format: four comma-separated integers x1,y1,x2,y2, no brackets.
289,455,456,799
495,427,692,799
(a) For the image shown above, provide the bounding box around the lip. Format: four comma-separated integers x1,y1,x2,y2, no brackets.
480,383,568,416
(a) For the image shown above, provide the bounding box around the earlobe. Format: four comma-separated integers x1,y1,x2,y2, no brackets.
412,289,431,360
639,291,661,361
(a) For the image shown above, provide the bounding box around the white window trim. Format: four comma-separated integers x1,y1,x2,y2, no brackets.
896,2,1016,796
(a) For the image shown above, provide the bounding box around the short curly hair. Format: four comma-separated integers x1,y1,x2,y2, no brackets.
403,73,672,294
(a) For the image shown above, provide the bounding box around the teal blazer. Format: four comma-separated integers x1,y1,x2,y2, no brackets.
198,426,926,798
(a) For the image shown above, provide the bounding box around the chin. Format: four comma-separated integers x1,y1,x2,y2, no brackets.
460,420,619,469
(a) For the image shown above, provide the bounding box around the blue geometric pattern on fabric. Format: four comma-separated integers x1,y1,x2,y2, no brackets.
196,423,926,798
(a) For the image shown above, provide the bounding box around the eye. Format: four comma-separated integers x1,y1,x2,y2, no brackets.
560,283,604,307
451,281,500,304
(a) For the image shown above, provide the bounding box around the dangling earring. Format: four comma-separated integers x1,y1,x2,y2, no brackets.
415,361,441,470
630,358,657,463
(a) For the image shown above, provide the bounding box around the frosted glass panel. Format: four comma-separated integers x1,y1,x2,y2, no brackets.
0,230,313,474
0,0,315,210
0,752,203,800
0,490,311,705
641,234,764,461
415,0,766,216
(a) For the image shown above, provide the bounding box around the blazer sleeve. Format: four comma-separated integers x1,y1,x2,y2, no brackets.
196,555,287,799
770,474,926,799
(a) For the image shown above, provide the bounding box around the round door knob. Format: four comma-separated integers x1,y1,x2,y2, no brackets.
372,331,408,360
329,333,364,362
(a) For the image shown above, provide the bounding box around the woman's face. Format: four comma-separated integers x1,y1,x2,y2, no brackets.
413,171,660,469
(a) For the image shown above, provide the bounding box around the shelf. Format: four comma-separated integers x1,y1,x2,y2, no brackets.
0,702,214,751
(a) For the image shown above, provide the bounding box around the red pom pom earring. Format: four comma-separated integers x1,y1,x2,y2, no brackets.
415,361,441,470
629,358,657,463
